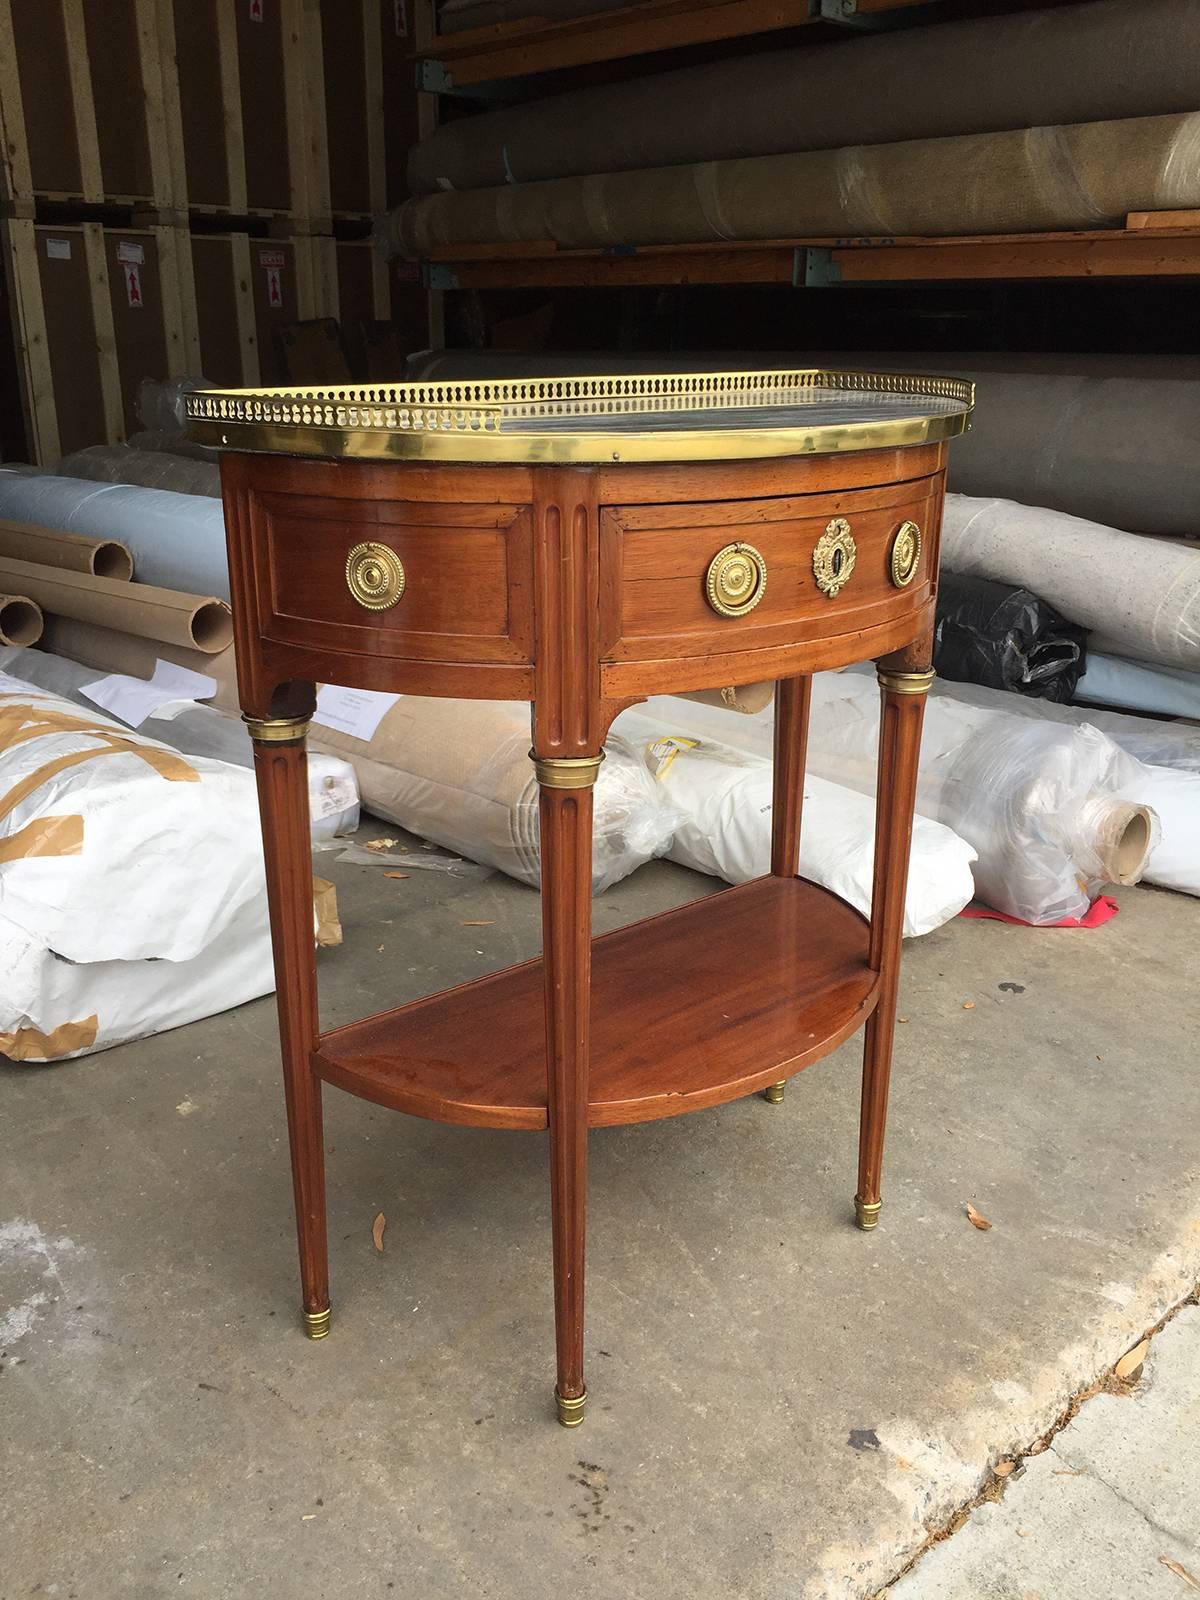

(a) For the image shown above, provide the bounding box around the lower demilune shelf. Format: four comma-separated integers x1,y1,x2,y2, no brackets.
313,875,880,1129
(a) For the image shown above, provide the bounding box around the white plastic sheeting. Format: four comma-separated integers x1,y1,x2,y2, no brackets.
634,677,1169,923
614,708,976,937
942,494,1200,668
0,674,279,1058
0,645,360,841
0,472,230,600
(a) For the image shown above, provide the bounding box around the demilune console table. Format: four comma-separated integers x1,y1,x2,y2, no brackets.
188,368,973,1428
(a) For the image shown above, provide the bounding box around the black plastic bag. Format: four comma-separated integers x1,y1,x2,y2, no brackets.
934,572,1087,702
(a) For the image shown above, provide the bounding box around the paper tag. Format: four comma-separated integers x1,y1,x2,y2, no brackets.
116,240,144,264
82,659,218,728
645,734,699,778
314,685,400,741
249,0,263,19
123,262,143,308
259,249,286,268
45,237,72,261
394,0,408,36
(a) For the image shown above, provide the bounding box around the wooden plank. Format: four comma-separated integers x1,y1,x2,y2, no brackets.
1126,209,1200,231
363,0,387,216
137,0,187,216
35,224,106,455
431,229,1200,288
105,228,170,436
231,232,260,384
282,0,331,229
217,0,249,213
0,0,32,207
153,224,202,373
0,220,58,461
423,0,930,85
81,222,124,441
62,0,104,202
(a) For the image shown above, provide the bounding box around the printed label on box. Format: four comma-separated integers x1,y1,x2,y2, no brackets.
45,237,72,261
123,262,143,308
116,240,144,264
394,0,409,35
249,0,263,20
265,265,282,307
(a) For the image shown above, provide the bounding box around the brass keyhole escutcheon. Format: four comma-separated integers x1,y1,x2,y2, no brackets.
346,541,406,610
812,518,856,598
890,520,922,588
705,541,767,618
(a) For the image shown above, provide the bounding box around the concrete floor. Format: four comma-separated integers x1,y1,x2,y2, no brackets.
3,833,1199,1600
892,1305,1200,1599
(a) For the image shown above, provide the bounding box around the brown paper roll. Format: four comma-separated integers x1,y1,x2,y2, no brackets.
0,520,133,580
679,682,775,716
0,594,43,647
37,616,241,710
0,557,231,653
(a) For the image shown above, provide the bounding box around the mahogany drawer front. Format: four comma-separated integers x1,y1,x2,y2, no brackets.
600,477,941,663
251,491,534,668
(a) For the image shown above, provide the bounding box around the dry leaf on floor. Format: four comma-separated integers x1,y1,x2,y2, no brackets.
966,1202,993,1231
1115,1337,1151,1380
365,838,397,852
384,871,410,880
372,1212,386,1252
993,1460,1015,1477
962,1001,976,1010
461,920,494,927
1160,1557,1200,1590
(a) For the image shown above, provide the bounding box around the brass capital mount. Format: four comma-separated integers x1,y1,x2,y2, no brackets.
877,668,936,697
531,752,606,789
244,714,311,743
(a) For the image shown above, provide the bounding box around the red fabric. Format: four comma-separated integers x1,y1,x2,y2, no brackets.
959,896,1119,929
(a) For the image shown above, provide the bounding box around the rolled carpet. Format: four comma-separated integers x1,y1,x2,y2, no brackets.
942,495,1200,669
411,0,1200,193
384,112,1200,256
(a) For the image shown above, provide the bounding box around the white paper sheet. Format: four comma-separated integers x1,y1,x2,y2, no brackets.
314,684,401,741
0,671,51,699
82,659,218,728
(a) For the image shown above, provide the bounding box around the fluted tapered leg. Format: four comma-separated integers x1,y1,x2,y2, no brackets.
248,715,330,1335
534,752,601,1425
856,665,933,1230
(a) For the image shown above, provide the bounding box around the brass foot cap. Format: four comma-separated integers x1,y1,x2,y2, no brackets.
763,1081,786,1104
855,1198,883,1232
302,1306,332,1339
555,1387,588,1428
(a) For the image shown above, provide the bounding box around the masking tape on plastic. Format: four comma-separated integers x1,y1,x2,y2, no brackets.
0,813,84,863
0,699,197,824
313,876,342,949
0,1013,99,1061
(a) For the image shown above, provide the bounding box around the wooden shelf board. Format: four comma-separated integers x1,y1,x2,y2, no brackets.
313,875,878,1130
422,224,1200,288
417,0,932,86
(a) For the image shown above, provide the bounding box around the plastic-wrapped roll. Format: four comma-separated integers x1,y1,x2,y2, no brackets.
613,708,976,938
56,445,221,499
942,495,1200,666
629,681,1160,925
309,695,676,893
934,572,1086,701
0,474,230,599
411,0,1200,192
384,113,1200,257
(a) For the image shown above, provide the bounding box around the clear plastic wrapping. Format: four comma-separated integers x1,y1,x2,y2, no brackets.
309,696,677,893
57,444,221,499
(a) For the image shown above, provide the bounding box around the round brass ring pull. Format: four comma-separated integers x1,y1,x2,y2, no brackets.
346,541,406,610
705,541,767,618
890,520,922,588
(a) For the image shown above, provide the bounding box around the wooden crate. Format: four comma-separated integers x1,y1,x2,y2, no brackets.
191,230,338,387
0,221,201,460
0,0,181,214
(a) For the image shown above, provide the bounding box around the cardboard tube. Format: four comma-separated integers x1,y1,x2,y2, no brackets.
38,616,241,711
0,557,231,653
0,519,133,580
0,595,43,646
